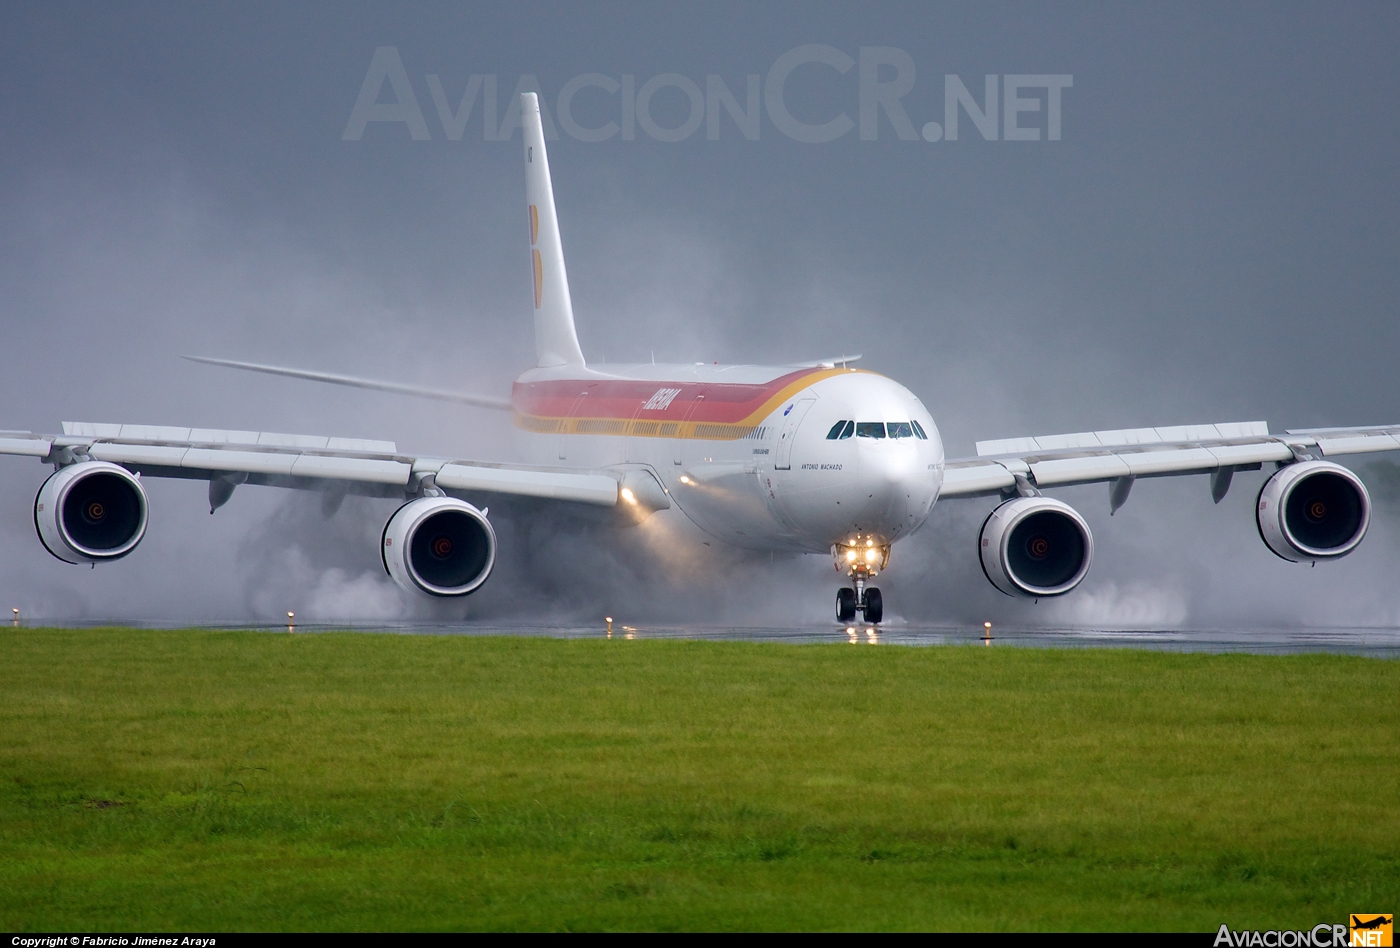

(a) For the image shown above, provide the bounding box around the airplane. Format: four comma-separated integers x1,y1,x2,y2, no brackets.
1351,916,1392,931
6,92,1400,625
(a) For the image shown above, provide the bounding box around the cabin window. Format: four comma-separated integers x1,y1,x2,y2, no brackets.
887,422,914,439
911,420,929,440
855,422,886,439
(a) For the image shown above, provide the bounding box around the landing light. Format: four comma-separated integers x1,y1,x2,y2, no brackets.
620,487,637,505
845,550,858,561
679,475,692,485
865,548,878,563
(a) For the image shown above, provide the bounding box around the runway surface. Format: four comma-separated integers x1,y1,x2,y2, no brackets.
32,620,1400,657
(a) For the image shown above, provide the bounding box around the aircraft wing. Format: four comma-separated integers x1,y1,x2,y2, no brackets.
0,422,620,507
939,421,1400,501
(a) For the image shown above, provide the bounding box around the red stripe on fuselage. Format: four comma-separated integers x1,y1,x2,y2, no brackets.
512,367,843,425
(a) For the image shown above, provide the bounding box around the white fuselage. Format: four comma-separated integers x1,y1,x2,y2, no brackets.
512,363,945,554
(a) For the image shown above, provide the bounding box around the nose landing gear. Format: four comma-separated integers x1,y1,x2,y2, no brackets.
836,582,883,624
833,534,889,624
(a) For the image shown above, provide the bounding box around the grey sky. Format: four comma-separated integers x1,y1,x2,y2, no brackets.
1,2,1398,627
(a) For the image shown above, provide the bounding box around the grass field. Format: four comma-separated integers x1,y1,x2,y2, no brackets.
0,629,1396,931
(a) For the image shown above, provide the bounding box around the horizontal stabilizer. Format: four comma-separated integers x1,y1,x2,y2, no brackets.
790,354,862,368
184,356,511,411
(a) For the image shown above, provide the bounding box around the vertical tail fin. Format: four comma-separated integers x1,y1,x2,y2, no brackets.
522,92,586,368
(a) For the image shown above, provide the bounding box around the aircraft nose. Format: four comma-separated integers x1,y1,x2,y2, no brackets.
855,441,931,528
861,440,921,485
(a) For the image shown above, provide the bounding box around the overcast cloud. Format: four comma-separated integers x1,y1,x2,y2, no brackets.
1,2,1398,629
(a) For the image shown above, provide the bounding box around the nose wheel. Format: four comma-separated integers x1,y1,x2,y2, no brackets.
837,579,883,624
833,534,890,625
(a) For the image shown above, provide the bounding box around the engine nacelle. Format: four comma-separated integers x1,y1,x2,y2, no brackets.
35,461,149,564
382,496,496,596
1256,460,1370,562
980,496,1093,598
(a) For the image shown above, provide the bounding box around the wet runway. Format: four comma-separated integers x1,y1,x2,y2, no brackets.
424,622,1400,656
47,620,1400,657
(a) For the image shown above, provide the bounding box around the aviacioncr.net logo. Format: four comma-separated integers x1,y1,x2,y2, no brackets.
1214,916,1392,947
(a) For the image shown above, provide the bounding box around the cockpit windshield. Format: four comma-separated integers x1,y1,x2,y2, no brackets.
830,420,928,441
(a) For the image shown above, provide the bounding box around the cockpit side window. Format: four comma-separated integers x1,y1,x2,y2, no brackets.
887,422,914,439
855,422,886,439
911,420,929,440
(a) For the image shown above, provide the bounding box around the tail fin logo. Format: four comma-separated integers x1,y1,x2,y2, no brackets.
529,204,542,308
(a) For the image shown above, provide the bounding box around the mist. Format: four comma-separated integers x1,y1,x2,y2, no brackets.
2,2,1398,629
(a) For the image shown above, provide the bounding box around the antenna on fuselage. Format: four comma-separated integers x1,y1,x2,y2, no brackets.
522,92,586,368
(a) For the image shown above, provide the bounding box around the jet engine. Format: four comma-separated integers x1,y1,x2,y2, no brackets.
382,496,496,596
1256,460,1370,562
35,460,149,564
980,496,1093,598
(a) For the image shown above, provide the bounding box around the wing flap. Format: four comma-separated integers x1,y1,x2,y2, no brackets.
1315,434,1400,456
1031,454,1131,486
436,463,618,506
1283,426,1400,459
63,422,397,455
1031,431,1106,452
62,422,124,438
88,443,190,466
255,432,330,450
1208,442,1293,466
180,448,298,476
977,421,1271,457
975,436,1040,457
1089,427,1161,446
1017,442,1294,488
7,421,618,507
289,455,411,484
1122,447,1220,477
940,462,1016,497
188,428,263,445
948,420,1310,498
0,436,53,458
106,424,193,441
